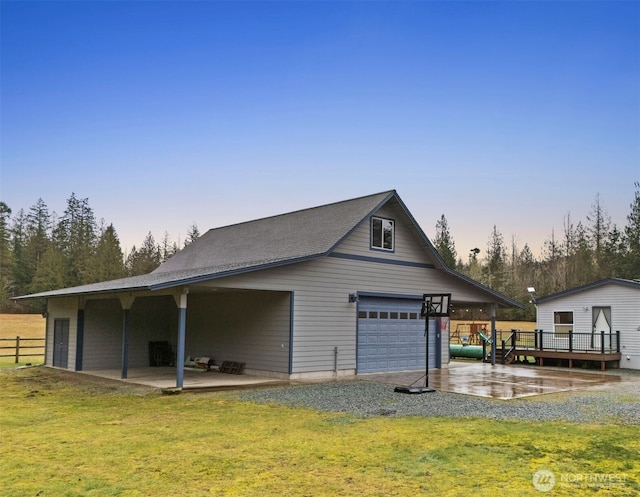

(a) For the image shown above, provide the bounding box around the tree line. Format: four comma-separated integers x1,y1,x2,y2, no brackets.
0,193,199,312
433,182,640,320
1,183,639,318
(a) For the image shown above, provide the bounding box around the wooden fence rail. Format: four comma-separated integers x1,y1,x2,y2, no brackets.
0,336,45,363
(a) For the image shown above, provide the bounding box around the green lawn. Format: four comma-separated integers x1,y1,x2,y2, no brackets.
1,367,638,497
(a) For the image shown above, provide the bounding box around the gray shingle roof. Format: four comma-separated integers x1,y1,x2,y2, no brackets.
15,189,522,308
535,278,640,303
152,190,394,278
16,191,396,298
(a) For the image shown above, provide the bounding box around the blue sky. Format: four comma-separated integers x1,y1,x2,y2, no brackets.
2,1,639,259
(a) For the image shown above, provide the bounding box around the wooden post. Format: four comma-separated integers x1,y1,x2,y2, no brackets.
15,336,20,363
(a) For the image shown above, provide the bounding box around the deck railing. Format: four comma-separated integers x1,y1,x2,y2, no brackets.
501,330,620,362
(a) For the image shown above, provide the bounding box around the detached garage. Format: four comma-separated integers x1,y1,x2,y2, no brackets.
18,190,519,387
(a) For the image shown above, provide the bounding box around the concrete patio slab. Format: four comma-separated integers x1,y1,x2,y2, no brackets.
363,361,623,399
79,367,285,390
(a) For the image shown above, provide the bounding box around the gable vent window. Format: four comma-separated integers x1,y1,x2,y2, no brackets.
371,217,394,251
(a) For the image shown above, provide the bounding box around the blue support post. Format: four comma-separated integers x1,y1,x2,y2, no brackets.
175,288,188,389
121,309,130,379
490,306,497,366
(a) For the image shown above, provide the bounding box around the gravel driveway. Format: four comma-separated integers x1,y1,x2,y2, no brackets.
237,369,640,425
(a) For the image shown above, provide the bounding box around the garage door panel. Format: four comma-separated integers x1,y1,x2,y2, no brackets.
357,296,434,374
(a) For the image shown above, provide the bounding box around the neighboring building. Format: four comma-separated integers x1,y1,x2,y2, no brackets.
18,190,519,386
534,278,640,370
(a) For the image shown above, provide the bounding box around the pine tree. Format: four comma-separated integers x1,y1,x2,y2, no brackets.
24,198,52,286
185,223,200,247
0,202,14,309
94,224,126,281
624,182,640,278
541,229,564,294
484,225,506,292
433,215,457,269
53,193,98,286
586,193,611,279
126,232,161,276
10,209,31,298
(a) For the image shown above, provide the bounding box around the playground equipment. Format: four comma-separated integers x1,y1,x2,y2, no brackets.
450,329,492,360
449,344,484,360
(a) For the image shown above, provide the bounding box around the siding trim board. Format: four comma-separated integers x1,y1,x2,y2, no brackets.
329,252,436,269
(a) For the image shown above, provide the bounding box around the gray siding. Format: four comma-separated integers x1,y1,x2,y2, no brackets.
81,296,177,370
129,296,177,368
46,298,78,369
199,255,485,376
536,285,640,369
185,291,290,374
336,203,434,265
82,299,123,370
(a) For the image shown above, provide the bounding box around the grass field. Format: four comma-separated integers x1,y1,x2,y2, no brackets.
0,316,637,495
0,314,46,367
1,367,638,497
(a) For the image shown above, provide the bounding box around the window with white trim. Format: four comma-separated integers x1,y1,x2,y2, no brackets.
553,311,573,337
371,217,394,251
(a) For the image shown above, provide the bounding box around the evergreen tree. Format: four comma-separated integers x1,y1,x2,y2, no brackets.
185,223,200,247
53,193,98,286
572,222,595,286
603,224,627,278
0,202,14,308
624,182,640,278
10,209,31,298
586,193,611,279
541,229,564,294
484,225,507,292
30,245,66,293
24,198,52,286
126,232,161,276
433,214,457,269
94,224,126,281
159,231,179,263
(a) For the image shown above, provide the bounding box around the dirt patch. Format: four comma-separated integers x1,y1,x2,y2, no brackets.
7,366,160,396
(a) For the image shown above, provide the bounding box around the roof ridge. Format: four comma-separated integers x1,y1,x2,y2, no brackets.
202,190,396,234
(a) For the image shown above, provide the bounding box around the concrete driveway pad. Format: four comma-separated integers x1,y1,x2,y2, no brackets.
363,361,622,399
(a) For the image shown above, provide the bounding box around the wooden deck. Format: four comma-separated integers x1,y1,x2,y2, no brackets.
502,330,621,371
511,349,621,370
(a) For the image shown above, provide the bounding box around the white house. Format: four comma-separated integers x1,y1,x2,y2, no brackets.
18,190,520,387
534,278,640,370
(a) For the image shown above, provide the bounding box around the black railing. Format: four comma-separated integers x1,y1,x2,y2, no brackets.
500,329,519,364
502,329,620,357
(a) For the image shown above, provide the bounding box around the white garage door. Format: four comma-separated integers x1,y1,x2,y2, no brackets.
357,296,437,374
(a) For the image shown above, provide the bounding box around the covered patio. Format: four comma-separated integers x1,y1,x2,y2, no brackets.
79,367,287,390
